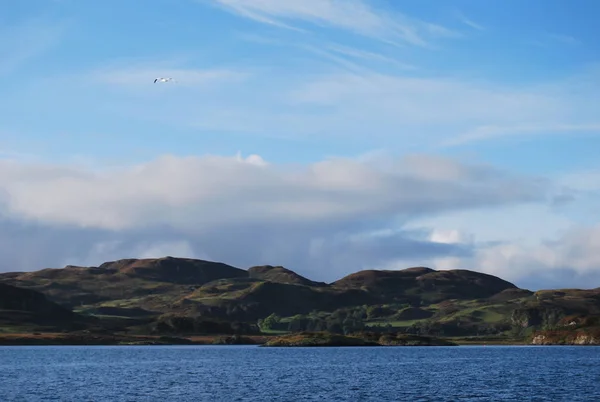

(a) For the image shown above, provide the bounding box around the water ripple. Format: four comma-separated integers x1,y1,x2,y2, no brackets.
0,345,599,401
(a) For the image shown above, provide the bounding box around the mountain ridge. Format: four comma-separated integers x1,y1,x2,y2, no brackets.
0,256,522,289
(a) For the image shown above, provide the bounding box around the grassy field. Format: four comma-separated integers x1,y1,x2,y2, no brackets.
365,319,425,328
259,328,289,335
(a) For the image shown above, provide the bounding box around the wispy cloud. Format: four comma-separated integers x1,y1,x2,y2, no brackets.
12,49,599,149
0,18,66,76
237,32,416,72
210,0,459,47
455,11,484,31
526,32,580,48
285,72,563,129
548,33,580,45
325,44,417,70
445,123,600,146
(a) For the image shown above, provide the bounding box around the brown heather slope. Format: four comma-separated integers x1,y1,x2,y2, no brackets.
0,257,248,309
332,267,516,303
248,265,327,287
333,267,435,288
99,256,248,284
0,260,522,318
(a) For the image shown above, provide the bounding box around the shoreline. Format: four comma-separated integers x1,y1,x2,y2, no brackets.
0,332,271,346
0,332,596,346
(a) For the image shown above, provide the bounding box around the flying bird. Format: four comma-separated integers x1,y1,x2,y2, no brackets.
154,77,175,83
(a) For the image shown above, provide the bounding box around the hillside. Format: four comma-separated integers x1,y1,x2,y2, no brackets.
174,278,374,321
1,256,248,312
248,265,327,287
333,267,517,303
0,283,89,332
1,257,599,343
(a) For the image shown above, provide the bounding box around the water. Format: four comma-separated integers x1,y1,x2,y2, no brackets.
1,345,599,401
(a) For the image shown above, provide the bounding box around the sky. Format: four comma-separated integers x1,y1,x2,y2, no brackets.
1,0,600,289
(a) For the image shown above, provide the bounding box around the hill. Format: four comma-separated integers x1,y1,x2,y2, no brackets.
0,283,89,332
248,265,327,287
333,267,517,303
1,257,599,344
174,277,374,321
1,256,247,312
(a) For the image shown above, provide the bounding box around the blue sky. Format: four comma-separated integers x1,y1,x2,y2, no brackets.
1,0,600,289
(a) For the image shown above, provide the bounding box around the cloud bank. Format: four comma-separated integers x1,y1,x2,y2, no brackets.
0,153,547,230
2,152,595,289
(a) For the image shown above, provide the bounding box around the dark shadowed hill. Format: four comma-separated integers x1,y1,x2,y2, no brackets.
248,265,327,287
0,283,87,330
167,277,375,321
332,267,516,303
0,283,75,317
98,256,248,284
0,257,248,309
333,267,434,288
415,269,517,300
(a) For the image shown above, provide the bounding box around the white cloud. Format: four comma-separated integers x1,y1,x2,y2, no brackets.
0,152,555,280
368,221,600,290
428,223,600,290
0,152,598,289
236,151,268,166
399,189,600,290
131,240,199,260
429,229,469,244
556,169,600,193
0,153,550,231
406,204,575,247
210,0,458,47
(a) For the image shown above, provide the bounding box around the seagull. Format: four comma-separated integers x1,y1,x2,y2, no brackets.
154,77,175,83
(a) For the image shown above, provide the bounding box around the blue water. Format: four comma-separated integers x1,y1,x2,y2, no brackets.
1,345,599,401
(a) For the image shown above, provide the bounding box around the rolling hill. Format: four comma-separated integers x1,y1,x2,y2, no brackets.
0,283,90,332
1,257,598,343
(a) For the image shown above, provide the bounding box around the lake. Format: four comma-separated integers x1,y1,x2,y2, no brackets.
1,345,599,401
